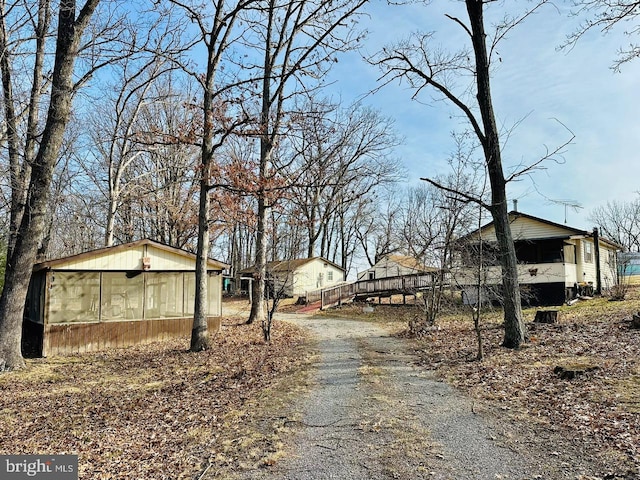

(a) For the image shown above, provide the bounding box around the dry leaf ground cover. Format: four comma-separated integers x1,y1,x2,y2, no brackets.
327,287,640,477
0,319,310,479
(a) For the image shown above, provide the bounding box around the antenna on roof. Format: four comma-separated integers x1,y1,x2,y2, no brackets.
548,199,583,224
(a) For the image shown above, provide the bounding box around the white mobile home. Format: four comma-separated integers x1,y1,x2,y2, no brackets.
240,257,345,297
357,255,439,281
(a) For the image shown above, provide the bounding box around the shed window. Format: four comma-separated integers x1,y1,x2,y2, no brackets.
45,271,219,324
183,272,219,316
584,242,593,263
102,272,144,321
327,271,334,281
48,272,100,324
184,273,196,315
146,272,184,319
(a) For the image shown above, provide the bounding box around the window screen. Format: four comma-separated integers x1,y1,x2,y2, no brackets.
584,242,593,263
101,272,144,321
145,272,184,319
48,272,100,324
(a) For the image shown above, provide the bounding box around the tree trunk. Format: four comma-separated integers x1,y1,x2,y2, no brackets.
249,0,274,326
191,162,211,351
0,0,101,369
466,0,526,349
105,194,117,247
248,195,267,325
191,25,219,350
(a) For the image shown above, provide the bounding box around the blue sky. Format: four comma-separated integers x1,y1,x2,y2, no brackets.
323,0,640,231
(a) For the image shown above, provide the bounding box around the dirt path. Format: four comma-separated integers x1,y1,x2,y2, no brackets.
240,314,601,480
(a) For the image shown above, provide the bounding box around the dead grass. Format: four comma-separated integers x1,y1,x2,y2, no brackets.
0,319,312,480
330,288,640,476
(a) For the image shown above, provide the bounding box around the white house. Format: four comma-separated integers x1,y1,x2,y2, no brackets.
241,257,346,297
455,211,621,306
357,254,439,281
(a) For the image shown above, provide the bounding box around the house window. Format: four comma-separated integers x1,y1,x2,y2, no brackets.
368,271,375,280
327,271,333,281
584,242,593,263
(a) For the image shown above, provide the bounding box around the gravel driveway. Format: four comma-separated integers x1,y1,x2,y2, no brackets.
240,314,602,480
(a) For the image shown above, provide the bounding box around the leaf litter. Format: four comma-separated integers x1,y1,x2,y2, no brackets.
0,319,309,479
320,289,640,478
405,292,640,479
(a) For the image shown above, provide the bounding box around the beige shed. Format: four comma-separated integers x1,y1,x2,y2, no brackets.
22,239,228,357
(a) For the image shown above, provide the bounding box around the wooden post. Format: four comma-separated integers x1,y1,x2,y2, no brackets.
593,228,602,295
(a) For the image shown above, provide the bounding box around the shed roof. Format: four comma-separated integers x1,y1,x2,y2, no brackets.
34,238,229,272
385,254,439,273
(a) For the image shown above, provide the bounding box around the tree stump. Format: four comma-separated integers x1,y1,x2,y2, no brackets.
632,312,640,330
535,310,559,324
554,364,599,380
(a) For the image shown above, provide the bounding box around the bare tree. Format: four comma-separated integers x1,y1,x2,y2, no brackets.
83,48,179,246
589,196,640,252
0,0,116,370
371,1,572,349
244,0,368,326
108,77,202,249
168,0,258,351
355,191,403,268
401,155,479,330
287,98,402,260
566,0,640,70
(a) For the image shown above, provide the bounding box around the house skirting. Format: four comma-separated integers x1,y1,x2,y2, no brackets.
521,282,568,307
22,316,222,357
462,282,569,307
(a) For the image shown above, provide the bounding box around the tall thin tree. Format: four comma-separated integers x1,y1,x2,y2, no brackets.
371,1,568,348
245,0,368,326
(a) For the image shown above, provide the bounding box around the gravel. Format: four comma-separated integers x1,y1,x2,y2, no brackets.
239,314,605,480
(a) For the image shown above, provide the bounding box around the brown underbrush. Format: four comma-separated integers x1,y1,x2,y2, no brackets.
0,319,311,479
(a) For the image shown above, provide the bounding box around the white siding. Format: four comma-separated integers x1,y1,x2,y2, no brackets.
57,246,146,270
145,246,199,270
455,263,573,287
357,257,426,280
600,247,618,290
474,216,576,242
572,239,619,289
292,259,344,295
457,240,617,290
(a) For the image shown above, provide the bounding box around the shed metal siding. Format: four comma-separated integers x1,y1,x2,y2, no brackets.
56,246,145,270
48,245,202,271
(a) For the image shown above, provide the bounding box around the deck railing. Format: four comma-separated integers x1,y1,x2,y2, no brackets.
306,273,439,310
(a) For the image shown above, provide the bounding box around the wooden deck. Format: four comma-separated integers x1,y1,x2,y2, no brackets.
308,273,439,310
